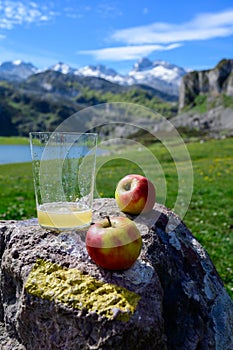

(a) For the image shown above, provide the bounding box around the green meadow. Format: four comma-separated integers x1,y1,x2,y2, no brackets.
0,136,30,145
0,137,232,298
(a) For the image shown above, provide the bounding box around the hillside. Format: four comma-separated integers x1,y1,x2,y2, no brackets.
0,70,178,137
2,58,233,139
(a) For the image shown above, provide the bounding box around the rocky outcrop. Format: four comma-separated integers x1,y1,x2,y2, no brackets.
171,106,233,137
0,198,233,349
179,59,233,110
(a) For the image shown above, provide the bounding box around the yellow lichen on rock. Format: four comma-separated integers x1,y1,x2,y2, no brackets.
25,259,141,322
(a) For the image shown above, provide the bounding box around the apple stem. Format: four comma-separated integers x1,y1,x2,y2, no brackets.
105,215,112,227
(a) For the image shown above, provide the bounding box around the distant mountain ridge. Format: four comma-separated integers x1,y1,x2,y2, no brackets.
0,58,187,96
0,64,178,137
2,57,233,139
0,60,38,81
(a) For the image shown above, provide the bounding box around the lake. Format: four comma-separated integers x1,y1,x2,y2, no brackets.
0,145,32,164
0,145,107,164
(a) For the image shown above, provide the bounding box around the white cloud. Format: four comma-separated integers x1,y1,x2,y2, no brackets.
78,8,233,62
111,8,233,44
0,1,56,29
79,43,182,61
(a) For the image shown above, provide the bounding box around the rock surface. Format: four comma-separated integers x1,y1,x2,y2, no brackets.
0,198,233,350
171,106,233,138
174,59,233,137
179,59,233,110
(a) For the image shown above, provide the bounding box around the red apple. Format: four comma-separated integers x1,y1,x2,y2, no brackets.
115,174,156,215
85,216,142,270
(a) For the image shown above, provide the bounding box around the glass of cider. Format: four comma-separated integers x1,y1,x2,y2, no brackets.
29,132,97,231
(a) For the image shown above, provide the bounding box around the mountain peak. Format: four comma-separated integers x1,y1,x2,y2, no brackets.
0,60,38,80
128,59,187,96
13,59,22,65
73,64,128,85
50,62,73,74
133,57,153,72
75,64,119,78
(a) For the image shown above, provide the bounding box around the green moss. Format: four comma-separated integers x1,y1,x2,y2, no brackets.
25,259,141,322
222,94,233,109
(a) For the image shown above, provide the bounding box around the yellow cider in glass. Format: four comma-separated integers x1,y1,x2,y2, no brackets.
37,202,92,230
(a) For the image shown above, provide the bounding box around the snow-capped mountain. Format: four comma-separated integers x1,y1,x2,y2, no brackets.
49,62,128,84
73,64,131,85
50,62,74,75
128,58,187,96
71,58,186,96
0,60,38,80
0,58,187,96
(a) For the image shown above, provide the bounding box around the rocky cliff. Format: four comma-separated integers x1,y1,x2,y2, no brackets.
179,59,233,111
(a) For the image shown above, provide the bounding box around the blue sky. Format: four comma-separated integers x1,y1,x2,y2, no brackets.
0,0,233,73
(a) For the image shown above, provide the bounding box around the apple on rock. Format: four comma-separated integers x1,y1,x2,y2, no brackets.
85,216,142,270
115,174,156,215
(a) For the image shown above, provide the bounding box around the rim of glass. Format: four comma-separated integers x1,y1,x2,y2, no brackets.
29,132,98,136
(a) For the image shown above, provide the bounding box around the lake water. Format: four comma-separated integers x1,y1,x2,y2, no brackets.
0,145,32,164
0,145,107,164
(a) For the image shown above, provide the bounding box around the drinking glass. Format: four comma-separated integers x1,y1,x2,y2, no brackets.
30,132,97,231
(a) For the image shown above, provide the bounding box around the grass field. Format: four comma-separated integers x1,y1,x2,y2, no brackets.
0,136,30,145
0,137,232,298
